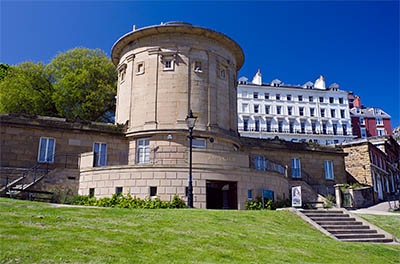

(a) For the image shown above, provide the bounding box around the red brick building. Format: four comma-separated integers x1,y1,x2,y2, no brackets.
349,95,392,138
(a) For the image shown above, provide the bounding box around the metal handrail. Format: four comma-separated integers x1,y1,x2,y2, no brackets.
2,152,80,194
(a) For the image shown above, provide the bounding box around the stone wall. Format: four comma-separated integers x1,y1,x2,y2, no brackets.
0,114,128,195
343,144,371,185
79,165,289,210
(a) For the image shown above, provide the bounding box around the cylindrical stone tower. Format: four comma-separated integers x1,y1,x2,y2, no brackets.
111,22,244,142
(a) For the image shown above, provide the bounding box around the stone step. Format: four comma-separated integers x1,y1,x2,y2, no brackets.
301,210,343,214
304,213,347,218
322,224,368,230
310,216,352,221
340,238,393,243
329,229,377,234
317,221,361,226
334,233,385,240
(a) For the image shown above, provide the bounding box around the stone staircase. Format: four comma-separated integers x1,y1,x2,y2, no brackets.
298,209,396,243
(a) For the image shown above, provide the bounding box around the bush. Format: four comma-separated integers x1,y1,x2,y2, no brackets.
69,194,187,209
245,196,280,210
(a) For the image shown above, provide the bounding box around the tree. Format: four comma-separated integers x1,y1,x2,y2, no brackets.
0,63,10,81
47,47,117,122
0,62,57,116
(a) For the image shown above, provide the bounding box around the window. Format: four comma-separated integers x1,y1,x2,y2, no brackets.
333,123,337,135
288,107,292,116
376,118,383,126
310,108,315,117
242,104,248,113
192,139,206,148
339,98,344,104
287,94,292,101
255,119,260,132
253,92,258,99
89,188,95,197
361,128,367,138
164,59,173,70
137,139,150,164
254,105,259,113
194,61,202,72
300,122,305,133
298,95,303,102
276,94,280,100
334,140,339,144
329,97,334,104
264,93,269,99
377,128,384,136
311,122,316,133
243,119,249,131
331,109,336,118
289,121,294,133
38,137,55,163
137,62,145,74
278,121,283,133
219,68,226,79
265,105,270,114
360,117,365,125
277,106,281,115
248,189,253,200
322,123,327,134
321,109,325,117
115,187,123,195
266,120,271,132
150,186,157,197
342,124,347,136
319,97,324,103
119,64,127,82
324,161,334,180
291,158,301,178
94,142,107,167
340,109,345,118
254,155,265,170
299,107,304,116
309,96,314,102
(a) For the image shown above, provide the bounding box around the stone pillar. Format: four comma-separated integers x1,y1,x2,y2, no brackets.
334,184,344,208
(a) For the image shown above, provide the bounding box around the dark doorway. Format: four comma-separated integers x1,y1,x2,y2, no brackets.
206,180,237,209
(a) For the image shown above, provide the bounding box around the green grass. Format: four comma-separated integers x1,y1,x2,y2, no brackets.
0,198,399,264
360,214,400,238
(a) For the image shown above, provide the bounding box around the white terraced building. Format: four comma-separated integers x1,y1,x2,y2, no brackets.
237,71,355,145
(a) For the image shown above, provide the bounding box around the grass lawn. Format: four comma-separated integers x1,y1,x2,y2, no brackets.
360,214,400,239
0,198,399,264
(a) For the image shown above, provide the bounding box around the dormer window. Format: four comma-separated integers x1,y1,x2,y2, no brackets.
194,61,202,73
220,69,226,79
164,59,173,70
376,118,383,126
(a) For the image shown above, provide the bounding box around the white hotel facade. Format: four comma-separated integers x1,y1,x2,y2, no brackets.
237,71,355,145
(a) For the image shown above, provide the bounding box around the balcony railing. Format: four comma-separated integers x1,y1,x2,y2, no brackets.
239,128,352,136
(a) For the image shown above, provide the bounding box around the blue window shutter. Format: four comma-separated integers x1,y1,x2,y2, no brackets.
47,139,55,162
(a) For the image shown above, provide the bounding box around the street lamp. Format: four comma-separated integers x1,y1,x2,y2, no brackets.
185,110,197,208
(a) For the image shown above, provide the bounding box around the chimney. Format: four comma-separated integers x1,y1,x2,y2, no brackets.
252,69,262,85
133,25,136,31
353,96,361,108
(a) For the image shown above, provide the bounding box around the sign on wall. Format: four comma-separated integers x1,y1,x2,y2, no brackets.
291,186,302,207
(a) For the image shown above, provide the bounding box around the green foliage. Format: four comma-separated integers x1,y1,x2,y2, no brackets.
324,194,336,208
0,63,10,81
0,48,117,122
0,62,57,116
70,194,187,209
47,47,117,122
245,196,290,210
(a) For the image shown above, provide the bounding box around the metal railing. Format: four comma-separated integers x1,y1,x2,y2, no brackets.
239,128,351,136
1,152,80,195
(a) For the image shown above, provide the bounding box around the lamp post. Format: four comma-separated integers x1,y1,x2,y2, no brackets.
185,110,197,208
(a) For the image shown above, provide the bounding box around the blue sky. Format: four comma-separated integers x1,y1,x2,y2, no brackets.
1,1,399,128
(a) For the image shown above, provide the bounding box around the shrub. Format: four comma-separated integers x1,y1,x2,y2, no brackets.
69,194,187,209
245,196,274,210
